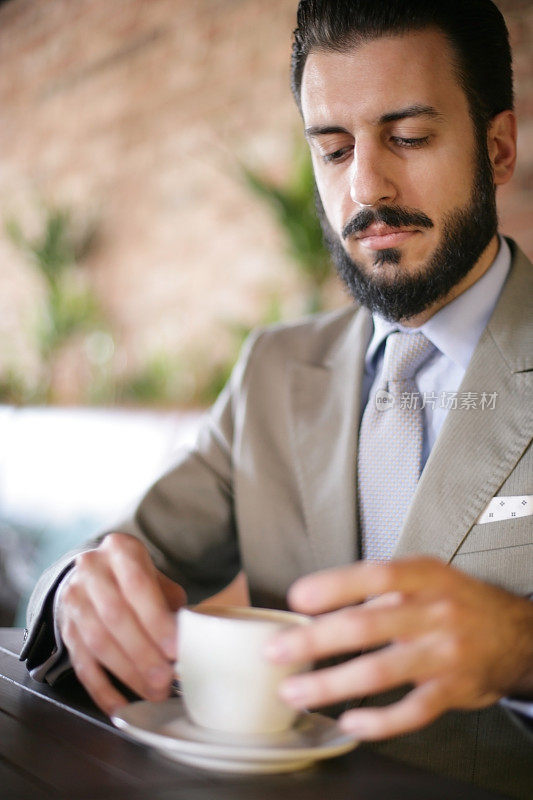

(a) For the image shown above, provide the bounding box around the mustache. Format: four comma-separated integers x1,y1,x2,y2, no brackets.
342,205,434,240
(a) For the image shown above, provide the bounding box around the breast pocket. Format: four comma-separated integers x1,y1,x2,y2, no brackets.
452,515,533,595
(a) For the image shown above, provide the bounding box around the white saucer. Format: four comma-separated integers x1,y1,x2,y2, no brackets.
112,697,359,774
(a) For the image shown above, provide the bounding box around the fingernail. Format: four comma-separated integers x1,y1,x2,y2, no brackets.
289,584,314,609
339,716,369,738
162,637,176,658
279,679,308,706
264,638,291,662
147,665,171,688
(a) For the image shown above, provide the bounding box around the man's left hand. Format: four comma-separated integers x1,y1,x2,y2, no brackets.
264,557,533,740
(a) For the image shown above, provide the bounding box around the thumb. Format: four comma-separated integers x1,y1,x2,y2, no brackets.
156,570,187,611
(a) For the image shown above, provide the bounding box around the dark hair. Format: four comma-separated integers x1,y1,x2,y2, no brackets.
291,0,514,130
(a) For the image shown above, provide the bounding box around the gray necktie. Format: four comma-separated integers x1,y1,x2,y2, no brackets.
358,331,436,560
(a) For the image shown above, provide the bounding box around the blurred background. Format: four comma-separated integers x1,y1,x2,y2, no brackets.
0,0,531,625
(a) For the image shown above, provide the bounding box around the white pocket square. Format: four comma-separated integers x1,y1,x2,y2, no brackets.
475,495,533,524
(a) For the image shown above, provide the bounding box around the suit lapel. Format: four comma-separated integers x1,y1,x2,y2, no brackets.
394,244,533,561
289,309,372,570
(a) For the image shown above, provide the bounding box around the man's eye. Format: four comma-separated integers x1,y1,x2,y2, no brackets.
391,136,431,149
322,147,351,164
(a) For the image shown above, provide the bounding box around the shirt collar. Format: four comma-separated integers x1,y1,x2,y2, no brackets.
365,235,512,371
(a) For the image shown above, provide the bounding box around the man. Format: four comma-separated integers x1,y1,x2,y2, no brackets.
21,1,532,796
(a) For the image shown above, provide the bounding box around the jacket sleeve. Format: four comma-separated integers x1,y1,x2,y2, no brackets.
20,330,262,679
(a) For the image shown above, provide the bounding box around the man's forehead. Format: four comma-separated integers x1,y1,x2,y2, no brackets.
301,29,467,125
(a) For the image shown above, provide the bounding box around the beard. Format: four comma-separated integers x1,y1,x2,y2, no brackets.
316,140,498,322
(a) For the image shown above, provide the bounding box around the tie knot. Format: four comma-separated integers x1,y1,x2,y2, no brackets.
382,331,435,383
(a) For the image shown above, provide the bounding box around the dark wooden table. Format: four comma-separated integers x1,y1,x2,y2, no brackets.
0,628,509,800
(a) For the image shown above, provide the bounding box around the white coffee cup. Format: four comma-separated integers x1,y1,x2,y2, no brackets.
177,605,311,735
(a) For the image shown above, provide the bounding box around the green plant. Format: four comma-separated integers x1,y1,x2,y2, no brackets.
6,207,101,359
241,138,332,313
4,205,109,403
113,354,183,406
0,369,38,405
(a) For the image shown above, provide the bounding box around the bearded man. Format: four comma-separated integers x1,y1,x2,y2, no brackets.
22,2,532,797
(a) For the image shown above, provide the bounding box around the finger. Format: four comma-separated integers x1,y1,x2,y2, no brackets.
157,570,187,611
266,598,441,664
288,557,453,614
278,638,444,709
75,569,173,699
338,679,451,740
365,591,405,609
80,553,174,659
63,623,129,715
102,535,177,658
60,561,173,700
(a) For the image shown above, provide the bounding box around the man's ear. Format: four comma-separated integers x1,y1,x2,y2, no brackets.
487,110,517,187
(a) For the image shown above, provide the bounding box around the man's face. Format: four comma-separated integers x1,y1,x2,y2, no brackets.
301,30,498,322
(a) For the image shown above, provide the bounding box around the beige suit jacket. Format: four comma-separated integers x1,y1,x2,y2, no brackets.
22,239,532,797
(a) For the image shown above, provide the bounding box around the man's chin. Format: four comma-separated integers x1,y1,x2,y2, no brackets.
344,251,408,283
333,251,442,321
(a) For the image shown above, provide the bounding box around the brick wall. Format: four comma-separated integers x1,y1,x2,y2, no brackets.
0,0,530,403
497,0,533,254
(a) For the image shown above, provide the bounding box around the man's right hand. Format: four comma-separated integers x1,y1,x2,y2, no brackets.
57,532,186,715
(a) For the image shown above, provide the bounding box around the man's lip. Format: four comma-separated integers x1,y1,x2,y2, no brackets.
356,226,419,250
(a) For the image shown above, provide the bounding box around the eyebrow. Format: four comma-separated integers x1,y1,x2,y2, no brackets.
379,104,444,124
305,105,444,138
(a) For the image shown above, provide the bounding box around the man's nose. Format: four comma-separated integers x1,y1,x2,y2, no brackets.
349,139,397,208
